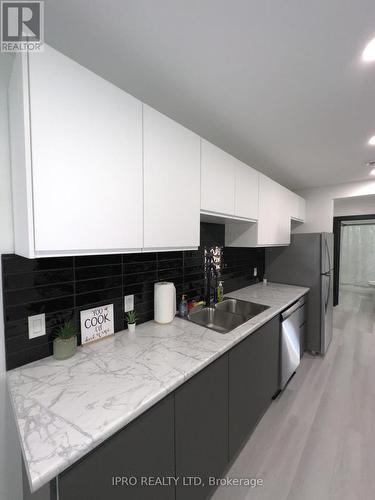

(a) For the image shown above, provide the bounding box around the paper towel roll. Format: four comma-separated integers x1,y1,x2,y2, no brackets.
154,282,176,324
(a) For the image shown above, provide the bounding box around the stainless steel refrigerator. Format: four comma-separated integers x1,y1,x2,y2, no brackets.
265,232,333,355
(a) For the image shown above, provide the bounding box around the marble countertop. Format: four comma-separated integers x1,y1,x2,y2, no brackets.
7,282,308,493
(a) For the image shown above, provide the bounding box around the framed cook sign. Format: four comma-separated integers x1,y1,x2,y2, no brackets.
80,304,114,345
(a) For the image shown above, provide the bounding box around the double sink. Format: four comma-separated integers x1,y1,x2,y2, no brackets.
187,297,270,334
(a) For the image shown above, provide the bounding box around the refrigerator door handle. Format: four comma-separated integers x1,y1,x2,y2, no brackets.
324,234,332,274
326,238,331,271
325,274,331,312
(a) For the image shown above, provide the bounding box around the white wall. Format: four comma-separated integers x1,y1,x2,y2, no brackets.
294,180,375,233
334,194,375,217
0,54,22,500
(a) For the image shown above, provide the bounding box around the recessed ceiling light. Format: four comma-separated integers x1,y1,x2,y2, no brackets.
369,136,375,145
362,37,375,62
366,161,375,175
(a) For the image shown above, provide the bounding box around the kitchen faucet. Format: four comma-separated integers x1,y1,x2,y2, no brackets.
205,253,219,306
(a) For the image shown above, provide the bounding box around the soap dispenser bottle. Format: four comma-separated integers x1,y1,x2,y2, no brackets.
179,294,188,317
217,281,224,303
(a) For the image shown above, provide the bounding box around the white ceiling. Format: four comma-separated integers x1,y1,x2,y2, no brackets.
42,0,375,189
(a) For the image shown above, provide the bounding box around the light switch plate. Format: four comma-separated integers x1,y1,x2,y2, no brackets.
124,295,134,313
28,313,46,339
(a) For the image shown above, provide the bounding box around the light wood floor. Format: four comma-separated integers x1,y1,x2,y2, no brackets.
212,289,375,500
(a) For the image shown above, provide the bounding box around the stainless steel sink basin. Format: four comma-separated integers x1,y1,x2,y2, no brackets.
215,298,269,319
188,307,244,334
187,298,270,334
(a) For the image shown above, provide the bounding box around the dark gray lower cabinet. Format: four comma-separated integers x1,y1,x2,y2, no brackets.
175,355,229,500
228,316,280,460
58,394,175,500
22,461,55,500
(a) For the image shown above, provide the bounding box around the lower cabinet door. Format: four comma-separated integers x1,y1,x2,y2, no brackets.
175,355,229,500
58,395,175,500
228,317,280,460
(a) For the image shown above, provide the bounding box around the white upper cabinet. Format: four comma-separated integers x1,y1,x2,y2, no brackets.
289,191,306,222
234,159,259,220
201,139,235,216
257,175,291,246
143,105,200,249
9,45,143,257
226,173,291,247
8,54,34,257
201,141,259,221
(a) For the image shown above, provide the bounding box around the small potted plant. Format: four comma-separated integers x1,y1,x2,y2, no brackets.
53,320,77,360
126,310,137,336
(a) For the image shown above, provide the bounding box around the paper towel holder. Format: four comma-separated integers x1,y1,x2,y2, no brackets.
154,282,176,324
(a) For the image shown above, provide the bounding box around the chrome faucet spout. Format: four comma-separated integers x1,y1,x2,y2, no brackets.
205,254,219,307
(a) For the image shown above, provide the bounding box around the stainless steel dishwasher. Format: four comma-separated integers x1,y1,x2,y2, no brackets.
280,298,305,390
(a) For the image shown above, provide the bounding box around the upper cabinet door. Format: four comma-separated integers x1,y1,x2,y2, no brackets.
28,46,143,254
257,174,290,246
201,140,235,216
143,105,201,249
234,159,259,220
289,191,306,222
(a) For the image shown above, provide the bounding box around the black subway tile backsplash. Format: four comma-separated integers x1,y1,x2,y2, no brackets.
4,283,75,306
123,261,157,274
75,263,122,281
2,223,265,370
2,255,73,274
5,296,75,323
123,252,157,263
75,287,123,308
6,343,53,370
124,270,157,285
3,269,74,290
158,251,184,261
75,276,122,294
75,254,122,267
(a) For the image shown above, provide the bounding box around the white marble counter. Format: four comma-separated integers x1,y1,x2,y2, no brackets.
7,282,308,493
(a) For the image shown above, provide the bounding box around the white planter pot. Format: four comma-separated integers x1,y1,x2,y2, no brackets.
128,322,136,336
53,336,77,360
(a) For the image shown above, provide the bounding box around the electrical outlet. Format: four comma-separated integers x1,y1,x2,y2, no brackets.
253,267,258,277
28,313,46,339
124,295,134,313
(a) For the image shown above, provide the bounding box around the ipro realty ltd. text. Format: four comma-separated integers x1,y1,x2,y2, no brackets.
112,476,264,488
